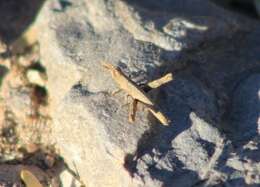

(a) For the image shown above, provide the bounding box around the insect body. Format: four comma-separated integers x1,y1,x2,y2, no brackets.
103,63,154,105
103,62,171,126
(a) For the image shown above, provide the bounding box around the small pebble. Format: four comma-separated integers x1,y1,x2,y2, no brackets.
26,143,39,153
26,69,46,87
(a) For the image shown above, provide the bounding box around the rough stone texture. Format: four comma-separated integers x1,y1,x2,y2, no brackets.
0,164,48,186
127,77,224,187
59,170,82,187
228,74,260,145
36,0,260,186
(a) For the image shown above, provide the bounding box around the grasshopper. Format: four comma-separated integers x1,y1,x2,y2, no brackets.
103,62,172,126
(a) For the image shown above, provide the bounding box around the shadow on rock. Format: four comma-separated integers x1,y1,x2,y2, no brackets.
124,72,222,186
122,1,260,185
125,0,240,49
0,0,46,43
226,74,260,147
0,65,8,86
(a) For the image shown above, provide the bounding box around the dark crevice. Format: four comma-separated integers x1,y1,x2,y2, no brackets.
211,0,259,19
27,62,46,74
52,0,73,12
0,0,46,43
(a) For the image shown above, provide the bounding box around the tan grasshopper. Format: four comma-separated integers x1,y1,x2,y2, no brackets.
103,62,172,126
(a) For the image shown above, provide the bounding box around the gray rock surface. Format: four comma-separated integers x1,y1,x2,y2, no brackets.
256,0,260,16
228,74,260,145
36,0,260,186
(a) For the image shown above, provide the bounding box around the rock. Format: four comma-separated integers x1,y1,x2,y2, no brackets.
3,87,32,123
209,136,260,187
195,74,260,186
211,0,260,18
228,74,260,145
11,25,39,54
255,0,260,16
0,0,45,43
36,0,243,109
54,87,148,187
0,164,48,186
26,69,46,87
25,143,40,154
17,44,40,67
35,0,260,186
20,169,44,187
0,59,52,160
59,170,82,187
128,77,224,187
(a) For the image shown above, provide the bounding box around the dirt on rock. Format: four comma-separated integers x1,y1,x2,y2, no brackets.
0,0,75,186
